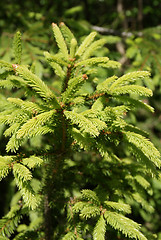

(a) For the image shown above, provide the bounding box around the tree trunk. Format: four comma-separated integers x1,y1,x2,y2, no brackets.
117,0,128,30
138,0,143,30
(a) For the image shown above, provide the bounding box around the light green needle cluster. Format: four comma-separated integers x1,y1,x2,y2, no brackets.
66,189,148,240
7,98,45,114
16,66,58,103
75,31,97,57
93,215,106,240
52,23,69,61
13,31,22,65
59,22,76,46
16,110,56,139
124,131,161,168
110,71,151,89
104,211,147,240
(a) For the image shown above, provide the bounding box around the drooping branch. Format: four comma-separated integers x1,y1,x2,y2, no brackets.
91,25,143,37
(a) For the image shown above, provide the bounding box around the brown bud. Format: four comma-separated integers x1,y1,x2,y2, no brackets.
82,74,88,80
59,22,65,27
52,23,57,28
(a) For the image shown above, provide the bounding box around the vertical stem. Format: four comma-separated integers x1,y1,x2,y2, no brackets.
138,0,143,30
61,64,73,93
43,112,68,240
43,52,71,239
116,0,128,66
61,112,67,153
43,154,64,240
44,195,52,240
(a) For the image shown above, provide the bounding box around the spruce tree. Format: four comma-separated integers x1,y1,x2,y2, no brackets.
0,23,160,240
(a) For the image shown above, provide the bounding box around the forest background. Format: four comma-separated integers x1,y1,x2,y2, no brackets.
0,0,161,239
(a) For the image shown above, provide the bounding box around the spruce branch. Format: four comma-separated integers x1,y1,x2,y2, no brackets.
99,60,121,69
75,57,109,67
70,38,78,58
75,32,97,57
13,31,22,65
104,211,147,240
0,60,13,71
0,205,23,238
93,215,106,240
22,156,43,168
124,131,161,168
111,85,153,96
16,109,56,139
7,97,46,114
110,71,151,90
64,111,99,137
113,95,154,112
62,74,88,102
104,201,131,214
15,65,60,106
44,51,69,67
82,38,107,60
13,163,32,181
52,23,69,61
59,22,76,47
